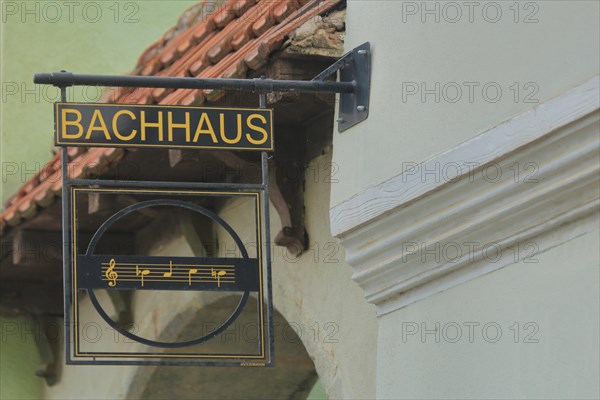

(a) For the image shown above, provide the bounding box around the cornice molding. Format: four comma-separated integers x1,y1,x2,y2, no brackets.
331,77,600,315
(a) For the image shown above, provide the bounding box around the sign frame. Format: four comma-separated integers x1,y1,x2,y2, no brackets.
67,186,273,366
54,102,274,151
52,88,274,367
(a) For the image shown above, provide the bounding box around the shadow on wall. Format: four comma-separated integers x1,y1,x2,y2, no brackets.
126,295,319,400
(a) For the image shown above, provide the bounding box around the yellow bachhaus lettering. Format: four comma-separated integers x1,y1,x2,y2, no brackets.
219,114,242,144
58,105,270,149
85,109,111,140
167,111,191,142
193,113,218,143
245,114,268,145
112,110,137,141
140,111,163,141
61,109,84,139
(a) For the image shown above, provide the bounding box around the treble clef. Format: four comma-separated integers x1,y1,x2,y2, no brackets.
105,258,118,287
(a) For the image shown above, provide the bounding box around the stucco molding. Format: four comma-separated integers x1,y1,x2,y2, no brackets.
331,76,600,316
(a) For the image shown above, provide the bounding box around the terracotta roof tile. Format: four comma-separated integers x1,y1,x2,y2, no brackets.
188,53,212,77
152,87,174,102
235,0,257,16
192,20,217,42
213,1,240,28
275,1,301,22
231,27,253,49
141,59,162,77
1,0,343,232
252,12,276,36
182,90,206,106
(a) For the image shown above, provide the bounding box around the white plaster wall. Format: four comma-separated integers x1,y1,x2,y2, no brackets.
376,215,600,399
332,0,600,206
334,3,600,397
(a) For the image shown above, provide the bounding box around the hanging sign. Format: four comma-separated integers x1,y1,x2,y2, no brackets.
55,102,273,151
69,187,273,366
40,75,276,367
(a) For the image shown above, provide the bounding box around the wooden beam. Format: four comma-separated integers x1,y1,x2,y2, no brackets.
12,230,62,268
271,125,307,256
88,192,115,215
10,229,135,269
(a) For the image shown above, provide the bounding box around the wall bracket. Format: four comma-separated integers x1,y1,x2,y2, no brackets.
33,42,372,133
312,42,371,132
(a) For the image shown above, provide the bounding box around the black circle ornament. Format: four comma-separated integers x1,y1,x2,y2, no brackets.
84,199,252,348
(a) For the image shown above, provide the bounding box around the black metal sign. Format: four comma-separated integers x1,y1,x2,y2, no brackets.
46,88,276,367
80,255,259,292
35,42,370,366
55,103,273,151
69,187,272,366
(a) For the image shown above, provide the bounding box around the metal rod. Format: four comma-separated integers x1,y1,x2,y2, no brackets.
65,359,257,367
60,86,71,364
259,91,275,366
68,179,264,191
34,72,356,94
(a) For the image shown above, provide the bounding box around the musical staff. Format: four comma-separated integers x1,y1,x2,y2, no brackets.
100,260,236,289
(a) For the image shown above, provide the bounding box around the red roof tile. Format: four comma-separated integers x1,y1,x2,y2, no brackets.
1,0,343,232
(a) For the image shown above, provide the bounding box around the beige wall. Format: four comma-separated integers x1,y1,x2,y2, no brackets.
43,150,378,399
218,151,379,399
333,0,600,206
376,215,599,399
43,236,200,400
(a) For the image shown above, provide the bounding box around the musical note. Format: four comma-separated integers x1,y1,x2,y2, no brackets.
136,264,150,287
163,260,173,278
211,268,227,287
105,258,118,287
188,268,198,286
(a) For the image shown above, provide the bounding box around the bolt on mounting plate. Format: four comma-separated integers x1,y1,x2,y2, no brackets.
338,42,371,132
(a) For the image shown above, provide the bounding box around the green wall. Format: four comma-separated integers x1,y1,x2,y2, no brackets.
307,379,326,400
1,0,197,204
0,2,196,398
0,316,42,400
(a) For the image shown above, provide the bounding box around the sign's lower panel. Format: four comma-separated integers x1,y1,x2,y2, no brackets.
66,186,273,366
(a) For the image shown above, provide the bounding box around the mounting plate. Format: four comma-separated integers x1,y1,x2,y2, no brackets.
338,42,371,132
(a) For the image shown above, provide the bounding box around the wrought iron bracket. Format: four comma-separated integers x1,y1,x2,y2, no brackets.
33,42,372,133
312,42,372,132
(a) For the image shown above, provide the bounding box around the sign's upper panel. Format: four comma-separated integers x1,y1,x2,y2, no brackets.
54,103,273,151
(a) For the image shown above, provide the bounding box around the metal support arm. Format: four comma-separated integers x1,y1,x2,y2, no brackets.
34,72,355,94
33,42,371,132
